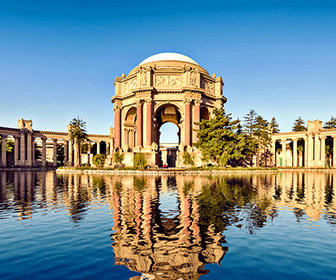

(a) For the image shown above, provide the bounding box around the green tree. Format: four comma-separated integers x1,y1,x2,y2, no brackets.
324,117,336,129
196,108,256,166
243,109,258,136
93,154,106,168
292,117,306,132
68,117,88,166
182,151,194,166
114,151,124,165
254,115,272,166
270,117,280,133
134,153,147,169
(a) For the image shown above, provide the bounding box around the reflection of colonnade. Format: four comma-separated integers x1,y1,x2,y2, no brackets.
0,119,114,168
272,120,336,168
1,171,335,226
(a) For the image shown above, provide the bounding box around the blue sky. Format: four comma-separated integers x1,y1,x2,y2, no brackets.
0,1,335,142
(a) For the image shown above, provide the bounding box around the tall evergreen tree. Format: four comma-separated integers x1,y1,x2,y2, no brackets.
68,117,88,166
270,117,280,133
243,109,258,136
292,117,306,132
324,116,336,128
196,108,257,166
254,116,272,166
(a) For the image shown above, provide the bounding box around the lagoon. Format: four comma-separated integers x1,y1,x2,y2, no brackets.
0,171,335,279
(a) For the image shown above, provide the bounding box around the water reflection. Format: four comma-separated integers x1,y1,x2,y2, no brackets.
0,171,336,279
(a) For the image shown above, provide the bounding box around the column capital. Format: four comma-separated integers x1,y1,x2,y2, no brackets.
320,135,327,140
183,97,192,104
113,104,122,112
194,99,202,105
144,97,152,103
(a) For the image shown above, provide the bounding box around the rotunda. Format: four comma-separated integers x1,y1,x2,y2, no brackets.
111,52,226,167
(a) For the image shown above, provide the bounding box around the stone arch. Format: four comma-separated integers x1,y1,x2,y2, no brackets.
124,106,137,150
125,106,137,125
153,103,182,144
153,103,182,167
200,106,210,121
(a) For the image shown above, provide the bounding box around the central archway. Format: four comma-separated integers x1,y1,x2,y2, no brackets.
153,104,181,167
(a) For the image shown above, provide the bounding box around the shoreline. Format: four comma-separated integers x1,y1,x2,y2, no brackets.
1,167,336,175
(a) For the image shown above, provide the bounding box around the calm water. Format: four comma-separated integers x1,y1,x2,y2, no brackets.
0,171,335,280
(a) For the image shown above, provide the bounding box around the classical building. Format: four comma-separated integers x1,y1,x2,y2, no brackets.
111,52,226,167
0,118,113,168
272,120,336,168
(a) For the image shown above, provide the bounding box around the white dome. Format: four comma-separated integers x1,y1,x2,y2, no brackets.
138,52,198,66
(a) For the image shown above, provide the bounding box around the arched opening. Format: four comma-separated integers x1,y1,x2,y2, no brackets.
154,104,181,167
200,107,210,121
124,107,137,150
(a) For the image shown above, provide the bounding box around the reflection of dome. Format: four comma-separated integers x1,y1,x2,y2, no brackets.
138,52,199,66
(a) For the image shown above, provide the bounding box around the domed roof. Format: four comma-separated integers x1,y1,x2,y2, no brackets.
138,52,199,66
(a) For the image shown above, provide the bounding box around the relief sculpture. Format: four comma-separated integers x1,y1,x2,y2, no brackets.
124,78,137,94
155,75,182,89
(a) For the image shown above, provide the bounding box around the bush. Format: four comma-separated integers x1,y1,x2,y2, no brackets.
114,151,124,164
92,154,106,168
183,151,194,166
134,153,147,169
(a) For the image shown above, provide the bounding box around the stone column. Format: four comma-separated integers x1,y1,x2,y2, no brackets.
314,134,320,165
42,137,47,167
74,140,79,167
68,140,73,166
307,134,313,167
27,133,32,166
32,138,36,166
20,132,26,166
293,138,298,167
281,139,286,167
145,100,152,146
14,136,19,166
136,102,143,147
320,136,326,167
1,135,7,167
109,138,113,165
304,137,308,167
193,100,201,144
52,139,57,167
333,136,336,168
97,141,101,154
87,141,91,165
184,99,191,146
64,140,68,166
271,140,276,166
114,105,121,149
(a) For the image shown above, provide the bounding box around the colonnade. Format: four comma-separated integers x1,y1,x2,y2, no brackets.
0,119,113,168
0,132,58,168
272,133,336,168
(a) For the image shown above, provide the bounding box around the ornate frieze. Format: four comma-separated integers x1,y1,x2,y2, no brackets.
154,75,182,89
124,77,137,94
200,78,215,94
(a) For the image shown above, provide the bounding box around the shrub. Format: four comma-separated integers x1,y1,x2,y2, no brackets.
134,153,147,169
92,154,106,168
183,151,194,166
114,151,124,164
